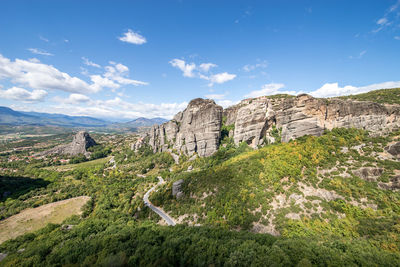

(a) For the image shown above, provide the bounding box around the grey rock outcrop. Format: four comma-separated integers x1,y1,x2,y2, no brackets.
172,179,184,199
135,98,223,157
134,94,400,156
353,167,384,182
385,142,400,159
228,94,400,147
39,131,96,157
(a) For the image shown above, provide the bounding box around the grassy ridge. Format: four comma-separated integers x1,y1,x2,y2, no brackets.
338,87,400,105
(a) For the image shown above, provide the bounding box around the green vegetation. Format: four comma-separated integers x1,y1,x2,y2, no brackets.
1,128,400,265
265,93,295,99
338,87,400,105
152,128,400,255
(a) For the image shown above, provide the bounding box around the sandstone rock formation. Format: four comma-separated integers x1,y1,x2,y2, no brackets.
39,131,96,157
135,98,222,157
134,94,400,157
226,94,400,147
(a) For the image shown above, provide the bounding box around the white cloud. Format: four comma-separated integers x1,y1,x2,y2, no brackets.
309,81,400,98
0,86,47,102
104,62,148,86
245,80,400,99
82,57,101,68
373,1,400,33
207,72,236,86
27,48,53,56
47,96,188,119
204,93,226,100
28,58,40,63
199,63,217,72
170,58,236,86
39,36,49,42
242,60,268,72
216,99,238,108
244,83,300,98
169,59,196,77
377,17,388,25
89,75,120,92
0,54,147,95
53,93,90,104
395,36,400,40
349,50,367,59
0,54,98,93
245,83,285,98
119,29,147,45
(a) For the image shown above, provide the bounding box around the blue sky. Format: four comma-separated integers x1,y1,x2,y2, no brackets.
0,0,400,120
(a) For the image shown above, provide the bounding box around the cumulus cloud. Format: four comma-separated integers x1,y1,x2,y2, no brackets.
48,96,188,119
89,75,120,92
207,72,236,86
169,58,236,86
245,80,400,99
27,48,53,56
199,63,217,72
309,81,400,98
104,61,148,86
169,59,196,77
216,99,238,108
244,83,298,98
82,57,101,68
53,93,90,104
0,54,147,96
0,86,47,102
119,29,147,45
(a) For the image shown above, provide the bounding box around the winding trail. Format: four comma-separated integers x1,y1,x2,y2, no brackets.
143,176,176,226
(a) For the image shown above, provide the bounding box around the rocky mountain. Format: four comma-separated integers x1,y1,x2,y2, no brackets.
38,131,97,157
127,117,167,127
134,92,400,157
0,106,109,127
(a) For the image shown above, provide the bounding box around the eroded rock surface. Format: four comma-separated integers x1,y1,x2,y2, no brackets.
136,98,222,157
134,95,400,156
228,94,400,147
39,131,96,157
386,141,400,159
172,179,184,199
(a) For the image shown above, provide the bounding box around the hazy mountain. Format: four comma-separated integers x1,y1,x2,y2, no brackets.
0,106,109,127
0,106,168,129
123,117,168,127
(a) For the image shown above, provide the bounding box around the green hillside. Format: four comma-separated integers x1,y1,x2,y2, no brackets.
1,128,400,265
338,87,400,105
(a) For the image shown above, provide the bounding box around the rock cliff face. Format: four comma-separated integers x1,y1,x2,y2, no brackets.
136,99,223,157
134,94,400,157
227,94,400,147
39,131,97,157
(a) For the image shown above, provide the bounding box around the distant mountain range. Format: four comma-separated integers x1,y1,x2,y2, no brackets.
121,117,168,127
0,106,167,128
